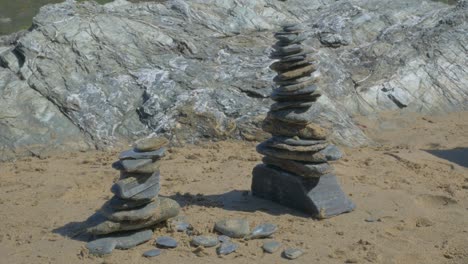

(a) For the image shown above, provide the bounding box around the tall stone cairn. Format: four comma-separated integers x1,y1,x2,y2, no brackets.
85,137,180,255
251,24,355,218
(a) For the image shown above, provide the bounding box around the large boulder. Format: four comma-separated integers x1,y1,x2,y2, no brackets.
0,0,466,160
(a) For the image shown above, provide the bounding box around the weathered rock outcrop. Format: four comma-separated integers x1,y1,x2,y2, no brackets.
0,0,466,160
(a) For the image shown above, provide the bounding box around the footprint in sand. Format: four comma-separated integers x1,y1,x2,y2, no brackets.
414,194,457,208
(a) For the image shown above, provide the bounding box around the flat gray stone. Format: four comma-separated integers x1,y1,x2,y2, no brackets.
274,84,319,96
111,172,160,199
108,195,154,210
133,137,168,152
143,249,162,257
270,56,316,73
270,136,327,146
218,235,231,243
217,241,239,255
191,236,219,248
244,223,277,240
268,104,321,125
251,165,355,218
86,229,153,256
129,184,159,201
263,137,328,152
262,241,282,253
119,147,166,160
100,199,160,221
270,101,314,111
283,248,303,259
169,215,192,232
274,33,307,45
214,218,250,238
87,198,180,235
283,24,304,32
262,115,330,140
113,159,161,174
257,142,340,163
263,156,333,178
156,236,178,248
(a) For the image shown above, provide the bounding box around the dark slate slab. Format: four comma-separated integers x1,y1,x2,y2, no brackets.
119,147,166,160
263,156,333,178
86,229,153,256
111,172,160,199
251,164,355,218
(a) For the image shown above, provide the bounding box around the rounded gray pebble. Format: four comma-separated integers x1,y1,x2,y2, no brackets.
218,235,231,243
143,249,162,257
262,241,282,253
217,241,239,255
191,236,219,248
155,236,178,248
283,248,304,259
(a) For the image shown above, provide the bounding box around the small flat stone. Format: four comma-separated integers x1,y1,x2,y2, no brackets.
218,235,231,243
272,92,321,102
134,137,169,152
87,198,180,235
214,218,250,238
217,241,239,255
270,56,316,73
191,236,219,248
283,248,304,259
244,223,278,240
119,148,165,160
264,138,328,152
129,184,159,200
270,136,327,146
86,229,153,256
262,241,282,253
257,142,341,163
274,83,319,96
283,24,304,32
113,159,161,174
108,195,154,210
156,236,178,248
275,44,303,55
275,64,317,81
275,71,321,92
143,249,162,257
111,172,160,199
268,105,321,125
100,199,160,222
270,101,314,111
263,156,333,178
262,116,330,140
274,32,307,44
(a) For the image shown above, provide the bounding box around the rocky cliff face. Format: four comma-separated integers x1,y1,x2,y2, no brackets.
0,0,466,160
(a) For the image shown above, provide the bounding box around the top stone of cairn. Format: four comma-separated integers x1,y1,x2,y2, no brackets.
133,137,169,152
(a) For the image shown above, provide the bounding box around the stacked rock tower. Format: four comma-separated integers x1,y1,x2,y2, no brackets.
85,137,180,255
251,24,355,218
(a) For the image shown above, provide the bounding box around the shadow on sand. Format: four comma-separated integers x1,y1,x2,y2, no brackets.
425,147,468,168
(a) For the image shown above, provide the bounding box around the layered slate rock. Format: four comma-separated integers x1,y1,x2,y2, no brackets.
85,137,180,254
251,24,355,219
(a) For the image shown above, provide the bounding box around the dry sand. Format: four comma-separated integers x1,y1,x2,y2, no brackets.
0,111,467,264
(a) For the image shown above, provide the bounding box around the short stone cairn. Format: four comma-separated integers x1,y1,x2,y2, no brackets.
251,24,355,218
85,137,180,255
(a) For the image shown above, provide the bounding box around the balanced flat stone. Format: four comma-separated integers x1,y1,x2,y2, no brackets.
214,218,250,238
262,116,330,140
119,147,165,160
263,156,333,178
156,236,178,248
268,105,321,125
276,71,321,92
191,236,219,248
270,56,316,73
100,199,160,222
217,241,239,255
263,138,328,152
270,101,314,111
108,195,154,210
276,64,316,81
274,84,319,96
257,142,341,162
134,137,169,152
244,223,277,240
143,249,162,258
271,92,321,102
262,241,282,253
274,33,307,44
113,159,161,174
86,229,153,256
275,44,303,56
283,24,304,32
111,172,160,199
128,184,159,201
251,165,355,218
270,136,327,146
87,198,180,235
274,75,314,86
283,248,304,259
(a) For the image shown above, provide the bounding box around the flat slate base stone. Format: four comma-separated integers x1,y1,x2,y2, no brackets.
262,116,330,140
100,199,160,221
263,156,333,178
251,164,355,218
262,241,282,253
86,229,153,256
111,172,160,199
244,223,277,240
87,198,180,235
108,195,154,210
214,218,250,238
257,142,341,163
191,236,219,248
134,137,169,152
119,147,166,160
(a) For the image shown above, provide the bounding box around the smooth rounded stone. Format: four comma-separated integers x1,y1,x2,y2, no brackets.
283,248,304,259
134,137,169,152
276,64,317,81
218,235,231,243
263,138,328,152
270,55,316,73
143,249,162,258
262,241,282,253
108,195,154,210
257,142,335,163
119,147,166,160
113,159,161,174
270,136,327,146
191,236,219,248
270,101,314,111
214,218,250,238
87,198,180,235
244,223,278,240
263,156,333,178
262,116,330,140
111,172,159,199
156,236,178,248
217,241,239,255
86,229,153,256
100,199,160,222
268,105,321,125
